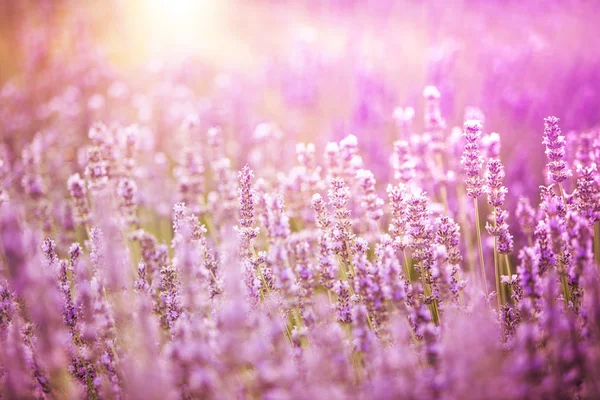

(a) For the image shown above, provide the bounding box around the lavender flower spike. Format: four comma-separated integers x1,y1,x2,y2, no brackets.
461,119,485,199
542,116,572,184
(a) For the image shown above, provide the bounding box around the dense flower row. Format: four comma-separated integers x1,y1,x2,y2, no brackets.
1,82,600,398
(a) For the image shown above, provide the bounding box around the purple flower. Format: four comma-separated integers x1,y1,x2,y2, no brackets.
461,119,485,198
436,216,464,304
356,168,384,222
387,183,409,252
542,116,572,184
391,140,417,183
516,197,537,240
335,280,352,324
236,164,260,259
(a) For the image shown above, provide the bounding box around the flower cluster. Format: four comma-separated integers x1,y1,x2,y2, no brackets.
461,120,485,198
543,116,572,184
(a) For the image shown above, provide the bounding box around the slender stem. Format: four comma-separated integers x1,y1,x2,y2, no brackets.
558,182,567,204
556,256,570,306
503,254,513,303
493,236,502,309
560,272,570,306
473,197,488,296
420,264,440,325
402,249,411,282
432,299,440,325
492,208,502,308
503,254,512,275
457,185,476,273
594,221,600,271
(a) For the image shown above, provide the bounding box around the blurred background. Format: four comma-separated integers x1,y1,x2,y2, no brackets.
1,0,600,189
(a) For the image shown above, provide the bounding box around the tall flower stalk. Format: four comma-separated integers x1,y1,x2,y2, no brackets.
485,158,514,307
461,119,488,295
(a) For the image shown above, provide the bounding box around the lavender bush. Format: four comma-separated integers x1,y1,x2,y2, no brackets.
1,1,600,399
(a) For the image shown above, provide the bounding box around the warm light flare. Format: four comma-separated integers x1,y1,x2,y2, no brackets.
139,0,225,54
148,0,208,22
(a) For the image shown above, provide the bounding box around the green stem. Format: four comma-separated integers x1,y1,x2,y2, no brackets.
503,254,513,303
560,273,570,306
420,263,440,325
557,257,570,306
402,249,411,282
492,209,502,308
594,221,600,271
473,197,488,296
494,236,502,309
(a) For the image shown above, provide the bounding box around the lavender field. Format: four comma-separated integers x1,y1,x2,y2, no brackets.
1,1,600,399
